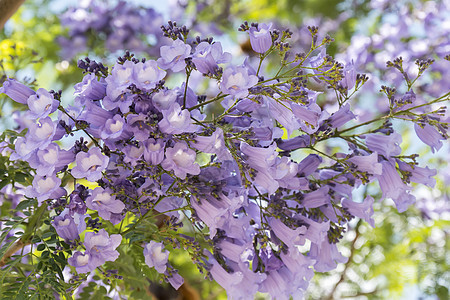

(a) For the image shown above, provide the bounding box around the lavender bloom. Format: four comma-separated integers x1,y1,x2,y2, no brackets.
347,152,382,175
366,132,402,158
9,137,37,161
209,258,244,295
167,272,184,290
377,160,414,212
291,102,321,133
83,229,122,266
28,143,75,176
105,60,135,100
143,138,165,165
26,88,59,119
100,114,127,140
68,251,96,273
0,78,35,104
341,60,357,89
266,96,300,137
309,239,348,272
192,41,231,74
86,187,125,224
248,23,273,53
158,103,199,134
277,135,311,151
342,196,375,227
295,216,330,245
397,161,437,187
143,241,169,273
71,147,109,182
25,174,64,204
192,128,232,161
297,154,322,176
414,123,445,153
123,142,144,166
134,60,166,90
327,103,356,128
74,73,106,100
268,218,307,249
126,113,153,141
220,66,258,99
157,39,191,72
25,117,57,150
302,186,330,208
151,89,178,111
52,214,80,241
161,142,200,179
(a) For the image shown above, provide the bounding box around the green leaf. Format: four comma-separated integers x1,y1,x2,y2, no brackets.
36,244,45,251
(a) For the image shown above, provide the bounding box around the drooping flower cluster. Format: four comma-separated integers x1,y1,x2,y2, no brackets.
0,18,448,300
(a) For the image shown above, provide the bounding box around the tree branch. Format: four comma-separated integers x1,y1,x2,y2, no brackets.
0,239,30,267
0,0,25,30
325,220,362,300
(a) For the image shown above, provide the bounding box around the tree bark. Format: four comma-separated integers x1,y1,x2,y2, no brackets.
0,0,25,30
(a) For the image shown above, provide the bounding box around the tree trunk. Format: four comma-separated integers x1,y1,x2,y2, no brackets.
0,0,25,29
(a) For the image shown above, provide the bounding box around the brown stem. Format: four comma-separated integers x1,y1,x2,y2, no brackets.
0,0,25,29
325,220,362,300
0,239,29,267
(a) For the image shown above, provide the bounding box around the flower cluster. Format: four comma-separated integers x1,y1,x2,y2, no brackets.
58,0,166,59
0,19,448,299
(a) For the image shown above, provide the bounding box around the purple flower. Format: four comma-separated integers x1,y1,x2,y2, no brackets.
69,229,121,274
342,196,375,227
126,113,153,141
266,96,300,137
365,132,402,158
71,147,109,182
302,186,330,208
143,241,169,273
28,143,75,176
327,103,356,128
134,60,166,90
220,66,258,98
341,60,357,89
100,114,127,140
297,154,322,176
157,39,191,72
26,88,59,119
52,214,80,241
86,187,125,224
143,138,165,165
68,251,97,273
9,137,37,161
248,23,273,53
25,174,64,204
83,229,122,266
74,73,106,100
151,89,178,111
192,128,232,161
347,152,382,175
397,160,437,187
414,123,445,153
25,117,57,150
268,218,307,249
161,142,200,179
377,160,414,212
123,142,144,166
192,41,231,74
166,272,184,290
105,60,135,100
309,239,348,272
158,103,199,134
0,78,35,104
